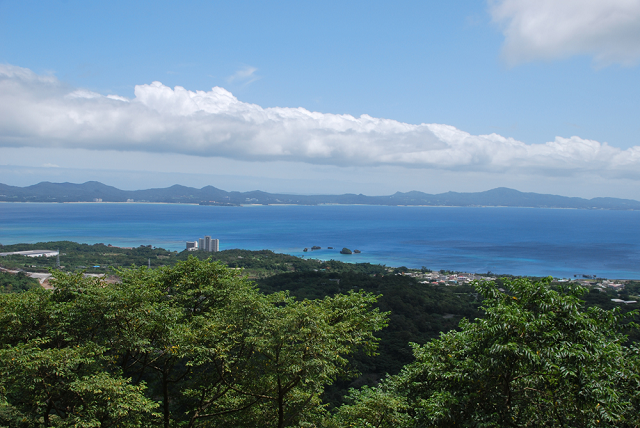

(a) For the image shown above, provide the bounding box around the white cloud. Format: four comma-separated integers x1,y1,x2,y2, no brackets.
1,63,640,180
490,0,640,66
105,94,129,102
227,66,260,85
66,89,103,99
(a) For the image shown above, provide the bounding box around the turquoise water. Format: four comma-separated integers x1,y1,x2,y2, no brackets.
1,202,639,278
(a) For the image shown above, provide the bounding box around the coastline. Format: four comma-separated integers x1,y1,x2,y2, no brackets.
2,241,639,282
0,200,622,210
2,203,639,279
2,182,640,211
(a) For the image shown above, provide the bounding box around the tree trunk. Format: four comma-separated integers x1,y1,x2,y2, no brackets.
277,376,285,428
163,369,170,428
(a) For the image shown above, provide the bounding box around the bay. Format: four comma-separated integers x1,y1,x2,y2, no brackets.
1,202,639,279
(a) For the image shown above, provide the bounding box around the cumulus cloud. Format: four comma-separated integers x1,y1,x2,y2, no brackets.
490,0,640,66
1,63,640,179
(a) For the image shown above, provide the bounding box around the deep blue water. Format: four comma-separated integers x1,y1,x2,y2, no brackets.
1,202,639,278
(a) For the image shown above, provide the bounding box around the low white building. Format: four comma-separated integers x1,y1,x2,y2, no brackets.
0,250,59,258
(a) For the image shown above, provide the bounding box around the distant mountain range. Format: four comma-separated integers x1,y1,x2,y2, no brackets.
1,181,639,210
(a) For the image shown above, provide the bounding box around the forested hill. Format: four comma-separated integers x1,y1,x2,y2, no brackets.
2,243,639,423
2,181,640,209
2,258,639,426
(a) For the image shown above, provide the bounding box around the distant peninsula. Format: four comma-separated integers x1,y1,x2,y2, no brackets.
1,181,640,210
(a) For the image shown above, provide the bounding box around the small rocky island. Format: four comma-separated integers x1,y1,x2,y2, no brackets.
340,248,352,254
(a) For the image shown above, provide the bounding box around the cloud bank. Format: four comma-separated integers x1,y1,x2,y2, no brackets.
490,0,640,66
1,64,640,179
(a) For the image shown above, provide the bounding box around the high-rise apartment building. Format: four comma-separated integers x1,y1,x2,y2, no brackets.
189,236,220,252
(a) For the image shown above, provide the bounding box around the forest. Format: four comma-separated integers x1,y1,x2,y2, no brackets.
0,242,388,277
1,245,639,426
0,258,387,427
0,271,40,294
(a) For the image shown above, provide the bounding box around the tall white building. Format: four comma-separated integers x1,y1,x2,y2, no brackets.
193,235,220,252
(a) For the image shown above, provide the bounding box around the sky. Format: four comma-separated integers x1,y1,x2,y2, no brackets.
1,0,640,199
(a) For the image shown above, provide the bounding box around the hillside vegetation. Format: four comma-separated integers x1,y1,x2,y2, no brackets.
0,258,386,427
2,243,639,425
1,260,638,427
0,271,40,293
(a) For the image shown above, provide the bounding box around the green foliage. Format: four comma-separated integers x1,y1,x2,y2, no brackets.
5,243,640,426
334,277,640,427
179,248,388,278
624,281,640,297
0,242,389,278
0,271,39,293
257,272,481,378
326,380,410,428
0,241,176,273
256,271,482,410
0,257,387,427
0,286,160,427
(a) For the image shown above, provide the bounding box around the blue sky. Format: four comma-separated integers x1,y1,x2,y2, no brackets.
1,0,640,198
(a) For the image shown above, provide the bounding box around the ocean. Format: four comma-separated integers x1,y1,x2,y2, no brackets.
1,202,639,279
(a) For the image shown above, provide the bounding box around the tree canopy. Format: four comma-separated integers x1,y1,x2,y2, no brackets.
0,257,387,427
330,277,640,427
0,271,40,293
3,264,639,427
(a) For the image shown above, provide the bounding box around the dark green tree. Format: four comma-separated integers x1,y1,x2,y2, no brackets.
0,285,159,427
0,257,387,427
330,277,640,427
0,271,40,293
